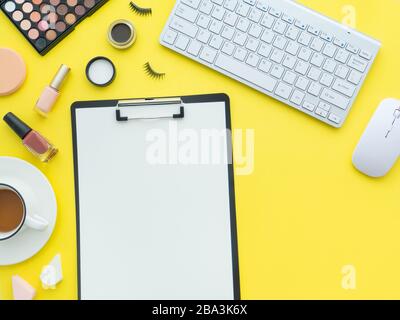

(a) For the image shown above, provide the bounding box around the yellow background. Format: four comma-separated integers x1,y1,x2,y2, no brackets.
1,0,400,300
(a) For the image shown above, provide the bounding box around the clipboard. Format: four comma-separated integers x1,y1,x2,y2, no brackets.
71,94,240,300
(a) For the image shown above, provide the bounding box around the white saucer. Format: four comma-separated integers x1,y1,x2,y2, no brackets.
0,157,57,266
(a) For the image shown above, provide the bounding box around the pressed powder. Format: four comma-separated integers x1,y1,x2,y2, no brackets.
0,48,26,96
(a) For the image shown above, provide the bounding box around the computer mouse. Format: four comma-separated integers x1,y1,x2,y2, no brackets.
353,98,400,178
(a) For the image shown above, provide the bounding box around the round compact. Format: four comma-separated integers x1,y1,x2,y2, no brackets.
0,48,26,96
85,57,116,87
108,19,136,49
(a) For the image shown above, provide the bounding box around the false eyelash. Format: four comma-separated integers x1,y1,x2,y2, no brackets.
129,1,152,16
144,62,165,79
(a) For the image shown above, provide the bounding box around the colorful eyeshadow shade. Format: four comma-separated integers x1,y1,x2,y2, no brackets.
30,11,40,22
20,19,31,30
22,1,32,12
12,10,23,21
46,29,56,40
4,1,15,11
1,0,108,55
65,13,76,25
28,28,39,39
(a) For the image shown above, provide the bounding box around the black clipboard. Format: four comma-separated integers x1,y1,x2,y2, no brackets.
71,93,240,300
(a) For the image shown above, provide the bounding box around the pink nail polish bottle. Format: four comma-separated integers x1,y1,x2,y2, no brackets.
3,113,58,162
35,64,70,117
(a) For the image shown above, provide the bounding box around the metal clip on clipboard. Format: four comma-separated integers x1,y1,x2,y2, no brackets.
116,97,185,122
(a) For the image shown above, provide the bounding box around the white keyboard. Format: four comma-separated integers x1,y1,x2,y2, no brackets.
160,0,381,127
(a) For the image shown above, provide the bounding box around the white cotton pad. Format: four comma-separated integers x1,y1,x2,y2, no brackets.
86,57,116,87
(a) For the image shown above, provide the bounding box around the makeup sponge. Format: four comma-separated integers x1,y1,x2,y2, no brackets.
12,275,36,300
40,254,63,289
0,48,26,96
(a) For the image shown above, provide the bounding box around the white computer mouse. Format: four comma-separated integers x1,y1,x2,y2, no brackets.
353,98,400,178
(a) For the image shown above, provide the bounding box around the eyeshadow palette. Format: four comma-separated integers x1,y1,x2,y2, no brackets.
0,0,108,55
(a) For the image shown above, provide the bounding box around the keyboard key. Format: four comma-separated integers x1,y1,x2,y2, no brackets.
163,29,178,44
315,107,328,117
270,64,284,78
322,43,336,58
261,29,275,43
199,0,213,14
187,40,202,55
307,67,321,81
308,25,320,36
258,43,272,57
298,32,312,46
333,37,346,48
282,14,294,24
295,77,310,90
249,8,262,22
275,82,292,99
233,31,247,46
197,29,211,43
318,102,330,111
273,20,287,34
335,65,349,79
175,35,190,50
359,49,372,60
268,7,281,18
236,2,251,16
322,59,336,73
243,0,255,5
215,54,277,91
283,70,297,84
348,55,368,72
176,4,199,23
310,37,324,51
346,43,358,54
320,73,333,87
197,15,211,28
320,31,333,42
320,88,349,109
221,41,235,55
245,38,260,51
221,25,235,40
211,6,226,20
348,70,362,85
303,101,315,111
224,0,238,11
290,90,305,105
258,59,272,73
270,49,284,63
224,12,238,26
282,54,296,69
308,82,322,96
294,19,307,30
237,17,250,32
335,49,350,64
298,47,312,61
170,17,198,37
211,0,223,4
209,35,224,49
248,23,263,38
310,52,324,67
273,36,287,50
286,26,299,40
246,53,260,66
256,0,268,11
285,41,299,55
328,113,341,124
199,46,217,63
234,47,248,61
332,79,355,97
182,0,201,9
294,60,309,75
260,13,274,28
209,19,223,33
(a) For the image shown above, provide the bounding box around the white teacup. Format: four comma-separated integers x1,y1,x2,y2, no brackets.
0,183,48,241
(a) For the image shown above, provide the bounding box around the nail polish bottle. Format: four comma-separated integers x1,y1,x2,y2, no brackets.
3,112,58,162
35,64,70,117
